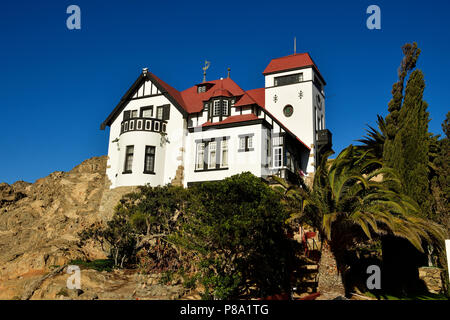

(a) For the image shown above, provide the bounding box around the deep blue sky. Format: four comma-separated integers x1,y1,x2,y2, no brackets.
1,0,449,183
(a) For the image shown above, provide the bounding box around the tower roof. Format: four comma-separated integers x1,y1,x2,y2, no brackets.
263,53,325,84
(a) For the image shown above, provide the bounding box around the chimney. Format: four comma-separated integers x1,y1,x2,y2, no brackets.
227,67,231,78
142,68,148,75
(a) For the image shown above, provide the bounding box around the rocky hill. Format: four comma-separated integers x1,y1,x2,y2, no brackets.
0,156,187,300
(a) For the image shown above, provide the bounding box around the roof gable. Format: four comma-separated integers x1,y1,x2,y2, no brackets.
100,72,188,129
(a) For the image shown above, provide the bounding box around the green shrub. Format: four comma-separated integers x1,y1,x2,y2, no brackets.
69,259,114,272
173,172,293,299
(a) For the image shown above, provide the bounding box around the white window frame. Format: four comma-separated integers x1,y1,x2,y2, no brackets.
239,137,246,150
208,141,217,169
213,100,221,116
273,146,283,169
222,100,229,115
247,136,253,149
220,139,228,168
196,143,205,170
156,106,163,120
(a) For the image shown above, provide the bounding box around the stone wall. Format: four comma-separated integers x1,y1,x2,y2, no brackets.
418,267,444,294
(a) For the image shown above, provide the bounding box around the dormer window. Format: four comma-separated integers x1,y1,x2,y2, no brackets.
212,99,230,116
198,85,206,93
213,100,221,116
222,100,229,115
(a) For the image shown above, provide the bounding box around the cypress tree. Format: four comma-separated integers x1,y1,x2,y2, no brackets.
395,70,431,216
383,43,421,168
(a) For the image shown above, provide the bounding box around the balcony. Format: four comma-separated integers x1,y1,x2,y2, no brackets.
120,117,167,135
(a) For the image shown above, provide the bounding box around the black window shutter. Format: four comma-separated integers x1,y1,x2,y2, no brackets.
123,110,130,120
163,105,170,120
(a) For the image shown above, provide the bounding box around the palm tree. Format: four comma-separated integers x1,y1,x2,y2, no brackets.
276,145,445,298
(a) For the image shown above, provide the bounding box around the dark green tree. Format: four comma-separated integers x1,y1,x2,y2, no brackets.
394,69,432,216
430,112,450,233
383,43,432,216
384,42,421,143
173,172,293,300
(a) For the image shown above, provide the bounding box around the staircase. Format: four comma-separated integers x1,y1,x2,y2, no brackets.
291,226,321,299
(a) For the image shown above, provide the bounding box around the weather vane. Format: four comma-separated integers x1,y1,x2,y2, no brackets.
202,60,210,83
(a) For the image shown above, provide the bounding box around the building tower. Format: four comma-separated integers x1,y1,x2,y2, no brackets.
263,53,327,174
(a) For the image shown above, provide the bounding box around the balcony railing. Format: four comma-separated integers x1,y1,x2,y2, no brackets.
120,117,167,135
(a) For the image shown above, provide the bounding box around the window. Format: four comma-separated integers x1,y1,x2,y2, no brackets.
141,106,153,118
238,135,254,152
198,85,206,93
144,146,155,173
273,147,282,168
123,146,134,173
286,151,294,171
221,139,228,168
266,134,272,167
208,141,217,169
222,100,229,115
247,136,253,149
283,105,294,117
156,106,163,120
274,73,303,87
196,143,205,170
123,110,131,120
213,100,221,116
204,103,209,112
239,137,246,150
314,76,323,92
131,110,138,118
195,139,229,171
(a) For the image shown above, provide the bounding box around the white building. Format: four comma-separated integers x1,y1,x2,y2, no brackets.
100,53,329,189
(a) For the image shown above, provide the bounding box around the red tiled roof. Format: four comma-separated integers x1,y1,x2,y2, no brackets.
263,53,316,75
150,72,188,111
180,78,246,113
233,92,257,107
211,88,233,97
245,88,265,108
202,114,258,127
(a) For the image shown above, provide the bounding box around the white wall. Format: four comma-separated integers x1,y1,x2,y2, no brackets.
264,67,322,174
184,124,265,186
106,86,184,188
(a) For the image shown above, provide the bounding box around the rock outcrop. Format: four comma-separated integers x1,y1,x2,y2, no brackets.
0,156,146,299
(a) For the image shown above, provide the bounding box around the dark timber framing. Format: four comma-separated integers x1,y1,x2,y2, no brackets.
100,72,187,130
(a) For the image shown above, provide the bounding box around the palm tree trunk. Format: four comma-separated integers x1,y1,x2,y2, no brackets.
317,240,346,299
